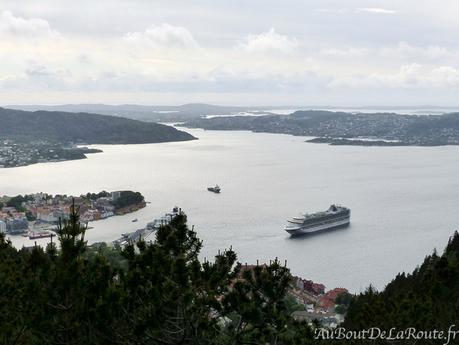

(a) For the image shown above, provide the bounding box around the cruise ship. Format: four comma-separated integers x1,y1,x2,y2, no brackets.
284,205,350,236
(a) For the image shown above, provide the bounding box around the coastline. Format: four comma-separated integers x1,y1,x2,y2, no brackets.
0,191,146,239
114,201,146,215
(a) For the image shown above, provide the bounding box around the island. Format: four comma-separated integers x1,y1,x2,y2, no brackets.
0,107,196,168
306,137,409,146
0,190,146,235
180,110,459,146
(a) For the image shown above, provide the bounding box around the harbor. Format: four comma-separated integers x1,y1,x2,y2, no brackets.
0,191,145,238
113,207,182,247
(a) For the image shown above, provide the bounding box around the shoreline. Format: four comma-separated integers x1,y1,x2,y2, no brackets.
0,136,198,169
0,191,146,238
114,201,146,216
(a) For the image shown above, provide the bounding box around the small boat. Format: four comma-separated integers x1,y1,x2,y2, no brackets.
132,218,138,222
29,231,55,240
207,185,221,193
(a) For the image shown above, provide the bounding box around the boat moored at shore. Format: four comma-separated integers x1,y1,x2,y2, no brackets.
114,206,182,247
28,231,56,240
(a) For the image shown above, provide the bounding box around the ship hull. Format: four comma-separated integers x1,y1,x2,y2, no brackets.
29,233,54,240
285,217,350,236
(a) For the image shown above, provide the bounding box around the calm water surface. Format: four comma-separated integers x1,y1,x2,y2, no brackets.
2,128,459,292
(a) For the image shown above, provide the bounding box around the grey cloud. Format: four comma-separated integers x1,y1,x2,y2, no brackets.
238,28,298,55
123,23,198,49
1,1,459,105
0,10,60,38
25,64,53,77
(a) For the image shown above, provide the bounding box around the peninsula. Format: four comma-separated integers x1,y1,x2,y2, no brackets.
0,107,196,168
180,110,459,146
0,190,145,235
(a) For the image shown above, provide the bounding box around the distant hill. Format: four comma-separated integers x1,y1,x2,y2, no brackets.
0,107,195,144
181,110,459,146
5,103,263,122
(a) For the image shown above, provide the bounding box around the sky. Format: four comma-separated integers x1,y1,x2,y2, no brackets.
1,0,459,106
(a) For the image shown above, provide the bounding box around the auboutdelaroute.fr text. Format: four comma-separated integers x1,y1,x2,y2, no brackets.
315,326,459,344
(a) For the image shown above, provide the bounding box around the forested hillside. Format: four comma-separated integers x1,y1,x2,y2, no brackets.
0,205,315,345
2,201,458,344
344,231,459,333
181,111,459,146
0,107,195,144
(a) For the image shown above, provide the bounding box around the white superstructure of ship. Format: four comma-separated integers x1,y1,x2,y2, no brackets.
284,205,350,236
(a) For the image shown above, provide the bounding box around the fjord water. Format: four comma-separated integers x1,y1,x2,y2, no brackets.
2,128,459,292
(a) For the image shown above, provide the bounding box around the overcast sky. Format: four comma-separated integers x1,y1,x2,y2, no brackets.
1,0,459,106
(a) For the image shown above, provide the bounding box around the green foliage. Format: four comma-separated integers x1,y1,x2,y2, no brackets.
334,291,352,315
334,304,346,315
85,242,127,271
344,231,459,335
5,194,32,211
3,198,458,345
112,191,144,209
84,191,110,200
25,211,36,221
284,295,306,313
0,107,196,144
0,206,316,344
335,291,352,306
183,110,459,146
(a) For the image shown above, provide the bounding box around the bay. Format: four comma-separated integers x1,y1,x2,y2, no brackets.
1,128,459,292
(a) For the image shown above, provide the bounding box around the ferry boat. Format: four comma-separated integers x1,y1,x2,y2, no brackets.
207,185,221,193
285,205,350,236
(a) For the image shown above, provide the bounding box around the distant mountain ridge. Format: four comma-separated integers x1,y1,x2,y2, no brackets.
0,107,195,144
5,103,258,122
8,103,459,122
181,110,459,146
